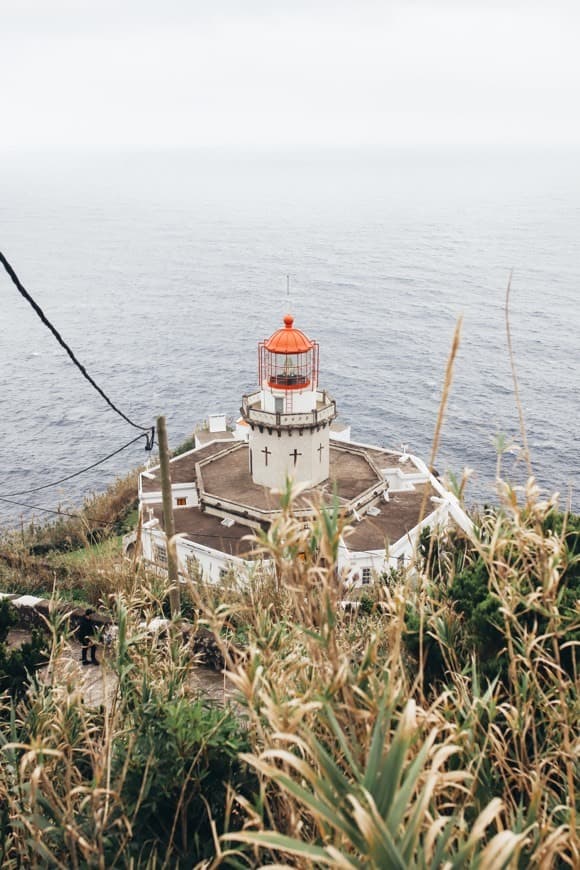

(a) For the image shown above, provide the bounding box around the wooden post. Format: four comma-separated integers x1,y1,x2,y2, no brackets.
157,415,180,617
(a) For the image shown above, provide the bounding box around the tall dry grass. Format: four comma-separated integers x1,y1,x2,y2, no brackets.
1,292,578,866
0,474,578,866
174,477,577,868
0,572,255,868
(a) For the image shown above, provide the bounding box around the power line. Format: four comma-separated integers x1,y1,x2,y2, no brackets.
3,432,150,498
0,250,155,450
0,495,115,526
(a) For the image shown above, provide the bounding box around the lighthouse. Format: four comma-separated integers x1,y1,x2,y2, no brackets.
241,314,337,489
136,309,473,587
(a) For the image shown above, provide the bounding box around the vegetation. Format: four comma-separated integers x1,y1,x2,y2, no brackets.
211,481,579,868
0,601,48,700
0,454,578,865
0,469,139,608
0,433,190,604
0,594,257,867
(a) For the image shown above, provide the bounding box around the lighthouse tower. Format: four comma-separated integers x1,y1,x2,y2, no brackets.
241,314,337,490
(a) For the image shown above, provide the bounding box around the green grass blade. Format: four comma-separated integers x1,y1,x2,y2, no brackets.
274,773,365,848
225,830,341,866
385,737,433,829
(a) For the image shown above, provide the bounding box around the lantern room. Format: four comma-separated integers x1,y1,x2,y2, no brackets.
258,314,319,391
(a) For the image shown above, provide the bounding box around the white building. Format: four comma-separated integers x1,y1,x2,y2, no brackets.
137,314,472,587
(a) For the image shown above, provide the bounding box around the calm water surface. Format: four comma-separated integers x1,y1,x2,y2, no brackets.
1,146,578,523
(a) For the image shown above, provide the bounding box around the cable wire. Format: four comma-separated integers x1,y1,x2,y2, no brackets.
0,495,116,526
3,432,150,498
0,250,155,450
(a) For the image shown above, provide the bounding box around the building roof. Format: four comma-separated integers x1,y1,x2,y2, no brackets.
141,442,229,493
350,445,411,470
141,436,440,558
152,506,255,559
195,430,235,446
343,484,435,553
197,442,383,516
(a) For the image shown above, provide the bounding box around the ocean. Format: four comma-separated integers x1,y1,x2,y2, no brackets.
1,146,579,525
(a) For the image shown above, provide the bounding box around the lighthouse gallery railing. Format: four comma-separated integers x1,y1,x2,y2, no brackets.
241,389,336,428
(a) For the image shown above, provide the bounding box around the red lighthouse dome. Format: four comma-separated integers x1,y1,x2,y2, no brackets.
264,314,314,354
259,314,319,390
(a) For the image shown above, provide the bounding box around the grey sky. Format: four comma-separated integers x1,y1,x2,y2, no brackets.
2,1,579,148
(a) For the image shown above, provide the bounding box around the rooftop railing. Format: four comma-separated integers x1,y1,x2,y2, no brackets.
241,389,336,428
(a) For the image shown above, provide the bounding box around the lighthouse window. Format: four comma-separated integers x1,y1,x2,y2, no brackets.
268,349,311,388
275,397,284,414
176,497,187,506
361,567,372,585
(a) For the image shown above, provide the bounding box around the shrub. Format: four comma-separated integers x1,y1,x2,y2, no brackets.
0,602,48,700
449,557,504,676
115,696,254,864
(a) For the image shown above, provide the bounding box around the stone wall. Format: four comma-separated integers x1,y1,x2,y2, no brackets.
0,591,112,634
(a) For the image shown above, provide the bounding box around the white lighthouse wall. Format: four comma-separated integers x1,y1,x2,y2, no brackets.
338,504,452,588
261,387,317,414
175,538,246,585
178,541,275,587
249,426,331,489
142,524,255,586
172,482,199,509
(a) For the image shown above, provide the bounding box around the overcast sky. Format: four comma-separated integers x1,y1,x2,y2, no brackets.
1,0,579,148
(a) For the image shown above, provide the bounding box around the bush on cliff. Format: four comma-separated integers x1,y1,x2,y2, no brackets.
0,601,47,700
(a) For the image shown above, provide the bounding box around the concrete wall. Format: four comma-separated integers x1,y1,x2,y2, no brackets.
141,524,254,586
208,414,227,432
141,483,198,511
249,424,331,489
0,592,111,632
261,386,317,414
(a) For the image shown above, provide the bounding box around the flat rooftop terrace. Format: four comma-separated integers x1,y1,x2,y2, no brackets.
143,439,434,556
343,484,435,552
141,442,231,492
152,506,255,559
352,445,414,471
197,443,383,513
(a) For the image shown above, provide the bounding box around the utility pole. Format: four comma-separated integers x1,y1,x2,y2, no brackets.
156,415,180,617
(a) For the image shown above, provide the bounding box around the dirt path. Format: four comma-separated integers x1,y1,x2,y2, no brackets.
7,630,235,709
